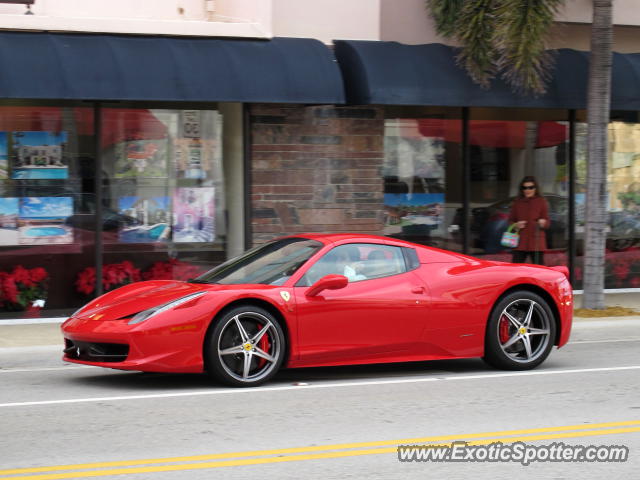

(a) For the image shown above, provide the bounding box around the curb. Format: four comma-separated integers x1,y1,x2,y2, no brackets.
0,318,65,326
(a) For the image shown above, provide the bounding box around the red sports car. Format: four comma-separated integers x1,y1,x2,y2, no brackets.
61,234,573,387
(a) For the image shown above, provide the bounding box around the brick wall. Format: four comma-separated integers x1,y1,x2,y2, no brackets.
250,105,385,245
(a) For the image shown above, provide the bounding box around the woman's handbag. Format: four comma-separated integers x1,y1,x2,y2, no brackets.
500,223,520,248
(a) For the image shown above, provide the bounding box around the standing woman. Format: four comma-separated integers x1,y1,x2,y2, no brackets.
508,176,550,265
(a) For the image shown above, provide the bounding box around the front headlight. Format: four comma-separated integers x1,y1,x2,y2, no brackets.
128,292,207,325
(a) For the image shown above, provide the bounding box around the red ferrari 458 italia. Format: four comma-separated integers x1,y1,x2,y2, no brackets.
62,234,573,387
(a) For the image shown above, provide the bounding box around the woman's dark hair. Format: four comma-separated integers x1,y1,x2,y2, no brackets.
517,175,542,198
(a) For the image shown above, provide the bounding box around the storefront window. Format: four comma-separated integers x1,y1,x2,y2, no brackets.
1,104,232,319
96,107,227,296
466,109,570,270
575,113,640,289
0,105,96,318
383,108,463,251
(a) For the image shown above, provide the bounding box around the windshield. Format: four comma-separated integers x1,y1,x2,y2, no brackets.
192,238,323,285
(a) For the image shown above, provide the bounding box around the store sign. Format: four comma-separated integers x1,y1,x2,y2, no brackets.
181,110,201,139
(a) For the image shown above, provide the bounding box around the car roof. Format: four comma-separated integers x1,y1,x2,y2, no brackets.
283,233,403,245
278,233,473,263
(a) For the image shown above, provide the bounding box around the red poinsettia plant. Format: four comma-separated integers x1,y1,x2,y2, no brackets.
75,261,141,296
142,258,207,281
75,259,207,295
0,265,49,311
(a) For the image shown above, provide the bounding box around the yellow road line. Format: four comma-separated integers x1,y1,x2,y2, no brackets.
1,422,638,480
1,419,638,475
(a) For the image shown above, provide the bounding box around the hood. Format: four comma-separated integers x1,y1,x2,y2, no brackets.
74,280,209,321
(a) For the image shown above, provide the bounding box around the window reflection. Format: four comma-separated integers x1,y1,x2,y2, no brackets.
100,108,227,292
0,105,96,318
383,116,462,251
467,119,570,267
575,119,640,289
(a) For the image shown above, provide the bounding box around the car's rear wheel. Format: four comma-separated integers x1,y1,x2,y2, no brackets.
205,306,285,387
483,291,556,370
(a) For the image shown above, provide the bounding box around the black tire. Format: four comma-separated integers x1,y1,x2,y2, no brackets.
204,305,286,387
483,291,556,370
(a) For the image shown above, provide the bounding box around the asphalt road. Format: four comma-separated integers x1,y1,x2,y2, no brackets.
1,319,639,480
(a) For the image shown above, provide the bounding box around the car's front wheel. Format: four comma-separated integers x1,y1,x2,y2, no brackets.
205,305,285,387
483,291,556,370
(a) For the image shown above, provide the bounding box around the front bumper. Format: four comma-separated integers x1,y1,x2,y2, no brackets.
61,316,206,373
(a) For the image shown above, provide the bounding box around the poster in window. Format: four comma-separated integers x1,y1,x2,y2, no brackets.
383,193,444,236
174,110,219,180
0,133,7,179
0,197,19,245
174,138,217,180
10,131,69,180
172,187,215,243
383,120,446,241
18,197,74,245
117,196,170,243
113,139,168,178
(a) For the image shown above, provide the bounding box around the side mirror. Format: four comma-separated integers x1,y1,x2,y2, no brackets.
305,274,348,297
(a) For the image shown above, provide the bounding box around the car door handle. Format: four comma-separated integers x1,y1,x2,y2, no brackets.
411,286,425,294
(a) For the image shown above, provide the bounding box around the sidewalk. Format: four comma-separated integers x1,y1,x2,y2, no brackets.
1,291,639,348
0,323,63,348
573,290,640,309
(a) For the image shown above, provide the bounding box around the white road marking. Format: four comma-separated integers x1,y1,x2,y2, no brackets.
0,365,639,408
570,338,640,344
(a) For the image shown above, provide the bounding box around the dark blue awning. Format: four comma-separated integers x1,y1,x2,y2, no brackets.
0,32,345,104
334,40,640,110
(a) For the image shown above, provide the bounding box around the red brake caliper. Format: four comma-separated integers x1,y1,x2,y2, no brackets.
257,324,271,368
499,315,511,344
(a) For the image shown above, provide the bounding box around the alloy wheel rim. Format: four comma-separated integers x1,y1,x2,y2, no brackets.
217,312,281,382
497,299,551,363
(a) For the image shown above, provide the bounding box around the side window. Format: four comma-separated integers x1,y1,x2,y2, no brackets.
297,243,407,286
403,247,420,271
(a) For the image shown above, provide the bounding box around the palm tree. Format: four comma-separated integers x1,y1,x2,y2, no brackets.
426,0,613,308
426,0,564,94
582,0,612,309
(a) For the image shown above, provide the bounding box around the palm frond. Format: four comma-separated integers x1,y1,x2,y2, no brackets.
494,0,563,94
425,0,464,37
454,0,499,89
